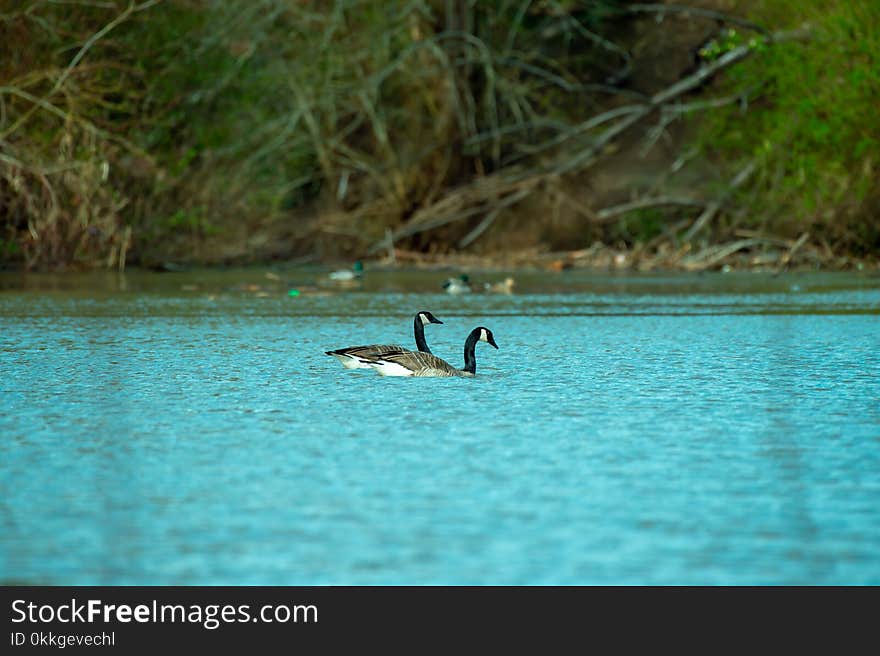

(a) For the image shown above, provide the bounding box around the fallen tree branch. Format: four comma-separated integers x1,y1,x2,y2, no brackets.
681,237,770,270
366,172,542,253
365,23,809,258
551,33,784,174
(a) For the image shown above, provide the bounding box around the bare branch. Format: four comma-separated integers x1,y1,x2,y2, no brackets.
626,3,768,35
662,89,756,116
596,197,706,221
52,1,160,95
458,187,532,247
552,2,633,83
681,161,757,242
652,28,810,106
775,231,810,274
681,237,770,270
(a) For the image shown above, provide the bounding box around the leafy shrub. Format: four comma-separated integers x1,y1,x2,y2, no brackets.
698,0,880,252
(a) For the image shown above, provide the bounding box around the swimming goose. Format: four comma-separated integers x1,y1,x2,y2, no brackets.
362,326,498,377
442,274,473,294
324,311,443,369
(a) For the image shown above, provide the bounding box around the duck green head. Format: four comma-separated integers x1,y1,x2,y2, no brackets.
353,260,364,273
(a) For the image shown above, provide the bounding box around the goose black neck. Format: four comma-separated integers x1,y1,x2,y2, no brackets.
462,329,481,374
413,315,431,354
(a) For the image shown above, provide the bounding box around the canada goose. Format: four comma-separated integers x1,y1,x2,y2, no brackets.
362,326,498,377
324,311,443,369
328,260,364,281
442,274,472,294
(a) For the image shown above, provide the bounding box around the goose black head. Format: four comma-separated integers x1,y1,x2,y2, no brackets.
418,311,444,325
477,326,499,349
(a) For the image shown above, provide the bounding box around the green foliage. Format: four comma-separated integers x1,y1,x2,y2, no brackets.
698,28,749,61
613,208,667,245
698,0,880,250
2,0,877,269
2,0,627,268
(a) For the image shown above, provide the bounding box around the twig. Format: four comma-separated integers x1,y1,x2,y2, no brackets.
596,197,706,221
774,231,810,275
553,108,650,174
655,28,810,106
517,104,647,157
642,89,757,156
663,89,756,116
458,187,532,247
681,237,769,270
625,3,769,35
559,30,806,173
556,190,599,222
651,43,753,106
366,174,541,253
384,227,396,264
553,5,633,84
118,224,131,272
0,85,146,156
681,161,756,242
289,77,336,185
52,1,159,94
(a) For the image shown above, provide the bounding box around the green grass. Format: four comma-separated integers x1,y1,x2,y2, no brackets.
697,0,880,251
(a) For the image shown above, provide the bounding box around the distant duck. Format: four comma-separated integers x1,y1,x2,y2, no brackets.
328,260,364,282
484,277,515,294
360,326,498,377
442,274,473,294
324,311,443,370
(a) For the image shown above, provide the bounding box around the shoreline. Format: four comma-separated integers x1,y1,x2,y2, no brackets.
368,244,879,274
2,239,878,277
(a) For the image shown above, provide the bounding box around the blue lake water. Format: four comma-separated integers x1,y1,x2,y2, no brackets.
1,270,879,584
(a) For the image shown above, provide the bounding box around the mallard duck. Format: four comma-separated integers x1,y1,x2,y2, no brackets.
328,260,364,282
324,311,443,369
360,327,498,377
484,277,515,294
442,274,473,294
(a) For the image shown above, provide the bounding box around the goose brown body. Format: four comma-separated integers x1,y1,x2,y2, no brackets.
325,311,443,369
361,327,498,377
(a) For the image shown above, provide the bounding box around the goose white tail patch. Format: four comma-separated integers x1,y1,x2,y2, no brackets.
369,360,415,377
331,353,371,369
